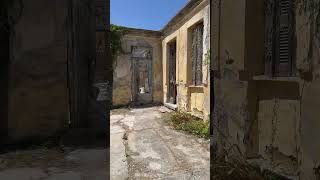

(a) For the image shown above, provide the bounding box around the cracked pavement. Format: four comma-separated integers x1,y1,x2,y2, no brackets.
110,106,210,180
0,148,107,180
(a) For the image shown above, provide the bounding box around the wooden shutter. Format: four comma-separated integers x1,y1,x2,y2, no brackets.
275,0,294,76
192,23,204,85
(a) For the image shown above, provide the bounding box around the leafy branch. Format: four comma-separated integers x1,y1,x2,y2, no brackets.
110,24,124,64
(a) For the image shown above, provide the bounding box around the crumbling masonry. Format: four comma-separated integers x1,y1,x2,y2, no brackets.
211,0,320,179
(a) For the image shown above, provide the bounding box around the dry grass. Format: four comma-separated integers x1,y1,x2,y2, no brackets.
211,155,265,180
211,148,290,180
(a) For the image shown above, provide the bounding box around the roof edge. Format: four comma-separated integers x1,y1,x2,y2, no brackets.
118,26,162,37
160,0,204,32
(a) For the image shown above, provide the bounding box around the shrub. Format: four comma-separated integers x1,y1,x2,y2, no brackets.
167,111,210,139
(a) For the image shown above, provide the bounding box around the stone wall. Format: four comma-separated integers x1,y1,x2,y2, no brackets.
295,3,320,179
3,0,109,143
7,0,69,141
112,28,163,106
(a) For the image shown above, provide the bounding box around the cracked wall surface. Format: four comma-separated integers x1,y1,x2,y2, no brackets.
112,28,162,106
162,0,210,119
4,0,110,143
212,0,320,179
113,0,210,120
8,0,69,141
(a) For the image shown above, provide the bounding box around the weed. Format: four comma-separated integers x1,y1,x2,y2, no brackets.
167,111,210,139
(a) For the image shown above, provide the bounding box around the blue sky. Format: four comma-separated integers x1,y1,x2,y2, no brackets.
111,0,189,31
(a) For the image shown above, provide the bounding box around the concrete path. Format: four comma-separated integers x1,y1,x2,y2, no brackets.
110,106,210,180
0,147,107,180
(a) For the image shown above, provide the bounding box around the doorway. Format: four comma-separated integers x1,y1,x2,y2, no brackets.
131,46,153,105
67,0,95,128
168,41,177,104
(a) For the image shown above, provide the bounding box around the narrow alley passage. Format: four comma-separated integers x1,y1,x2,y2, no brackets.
110,106,210,179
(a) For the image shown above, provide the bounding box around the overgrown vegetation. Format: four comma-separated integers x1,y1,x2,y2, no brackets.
110,24,124,64
210,141,291,180
167,111,210,139
211,154,289,180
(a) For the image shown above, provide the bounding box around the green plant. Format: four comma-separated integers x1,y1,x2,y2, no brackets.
204,49,211,66
167,111,210,139
110,24,124,63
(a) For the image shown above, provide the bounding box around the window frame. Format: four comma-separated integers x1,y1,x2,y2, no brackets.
264,0,295,77
188,21,205,86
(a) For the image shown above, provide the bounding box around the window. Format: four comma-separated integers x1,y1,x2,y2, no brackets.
191,22,204,86
264,0,294,77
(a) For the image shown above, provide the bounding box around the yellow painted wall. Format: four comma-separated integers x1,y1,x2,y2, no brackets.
162,2,210,120
211,0,320,178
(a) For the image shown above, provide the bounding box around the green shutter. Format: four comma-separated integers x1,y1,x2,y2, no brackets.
275,0,294,76
192,23,204,85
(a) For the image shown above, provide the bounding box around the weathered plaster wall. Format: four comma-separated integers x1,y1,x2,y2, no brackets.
113,29,162,106
162,0,210,119
211,0,248,153
212,0,320,179
295,6,320,180
8,0,69,141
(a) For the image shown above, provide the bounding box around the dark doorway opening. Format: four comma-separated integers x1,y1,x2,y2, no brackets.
0,3,9,140
67,0,95,128
168,41,177,104
133,58,153,105
131,46,153,106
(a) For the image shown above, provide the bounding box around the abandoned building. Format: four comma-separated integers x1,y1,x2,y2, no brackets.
211,0,320,179
0,0,110,145
112,28,163,106
112,0,210,119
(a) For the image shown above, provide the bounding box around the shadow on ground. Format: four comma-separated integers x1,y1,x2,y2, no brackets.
0,130,108,180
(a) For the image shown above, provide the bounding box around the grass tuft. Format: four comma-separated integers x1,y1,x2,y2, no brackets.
167,111,210,139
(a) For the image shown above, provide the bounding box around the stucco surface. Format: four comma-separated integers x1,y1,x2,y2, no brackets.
162,2,210,119
8,0,69,140
113,32,162,106
211,0,320,179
